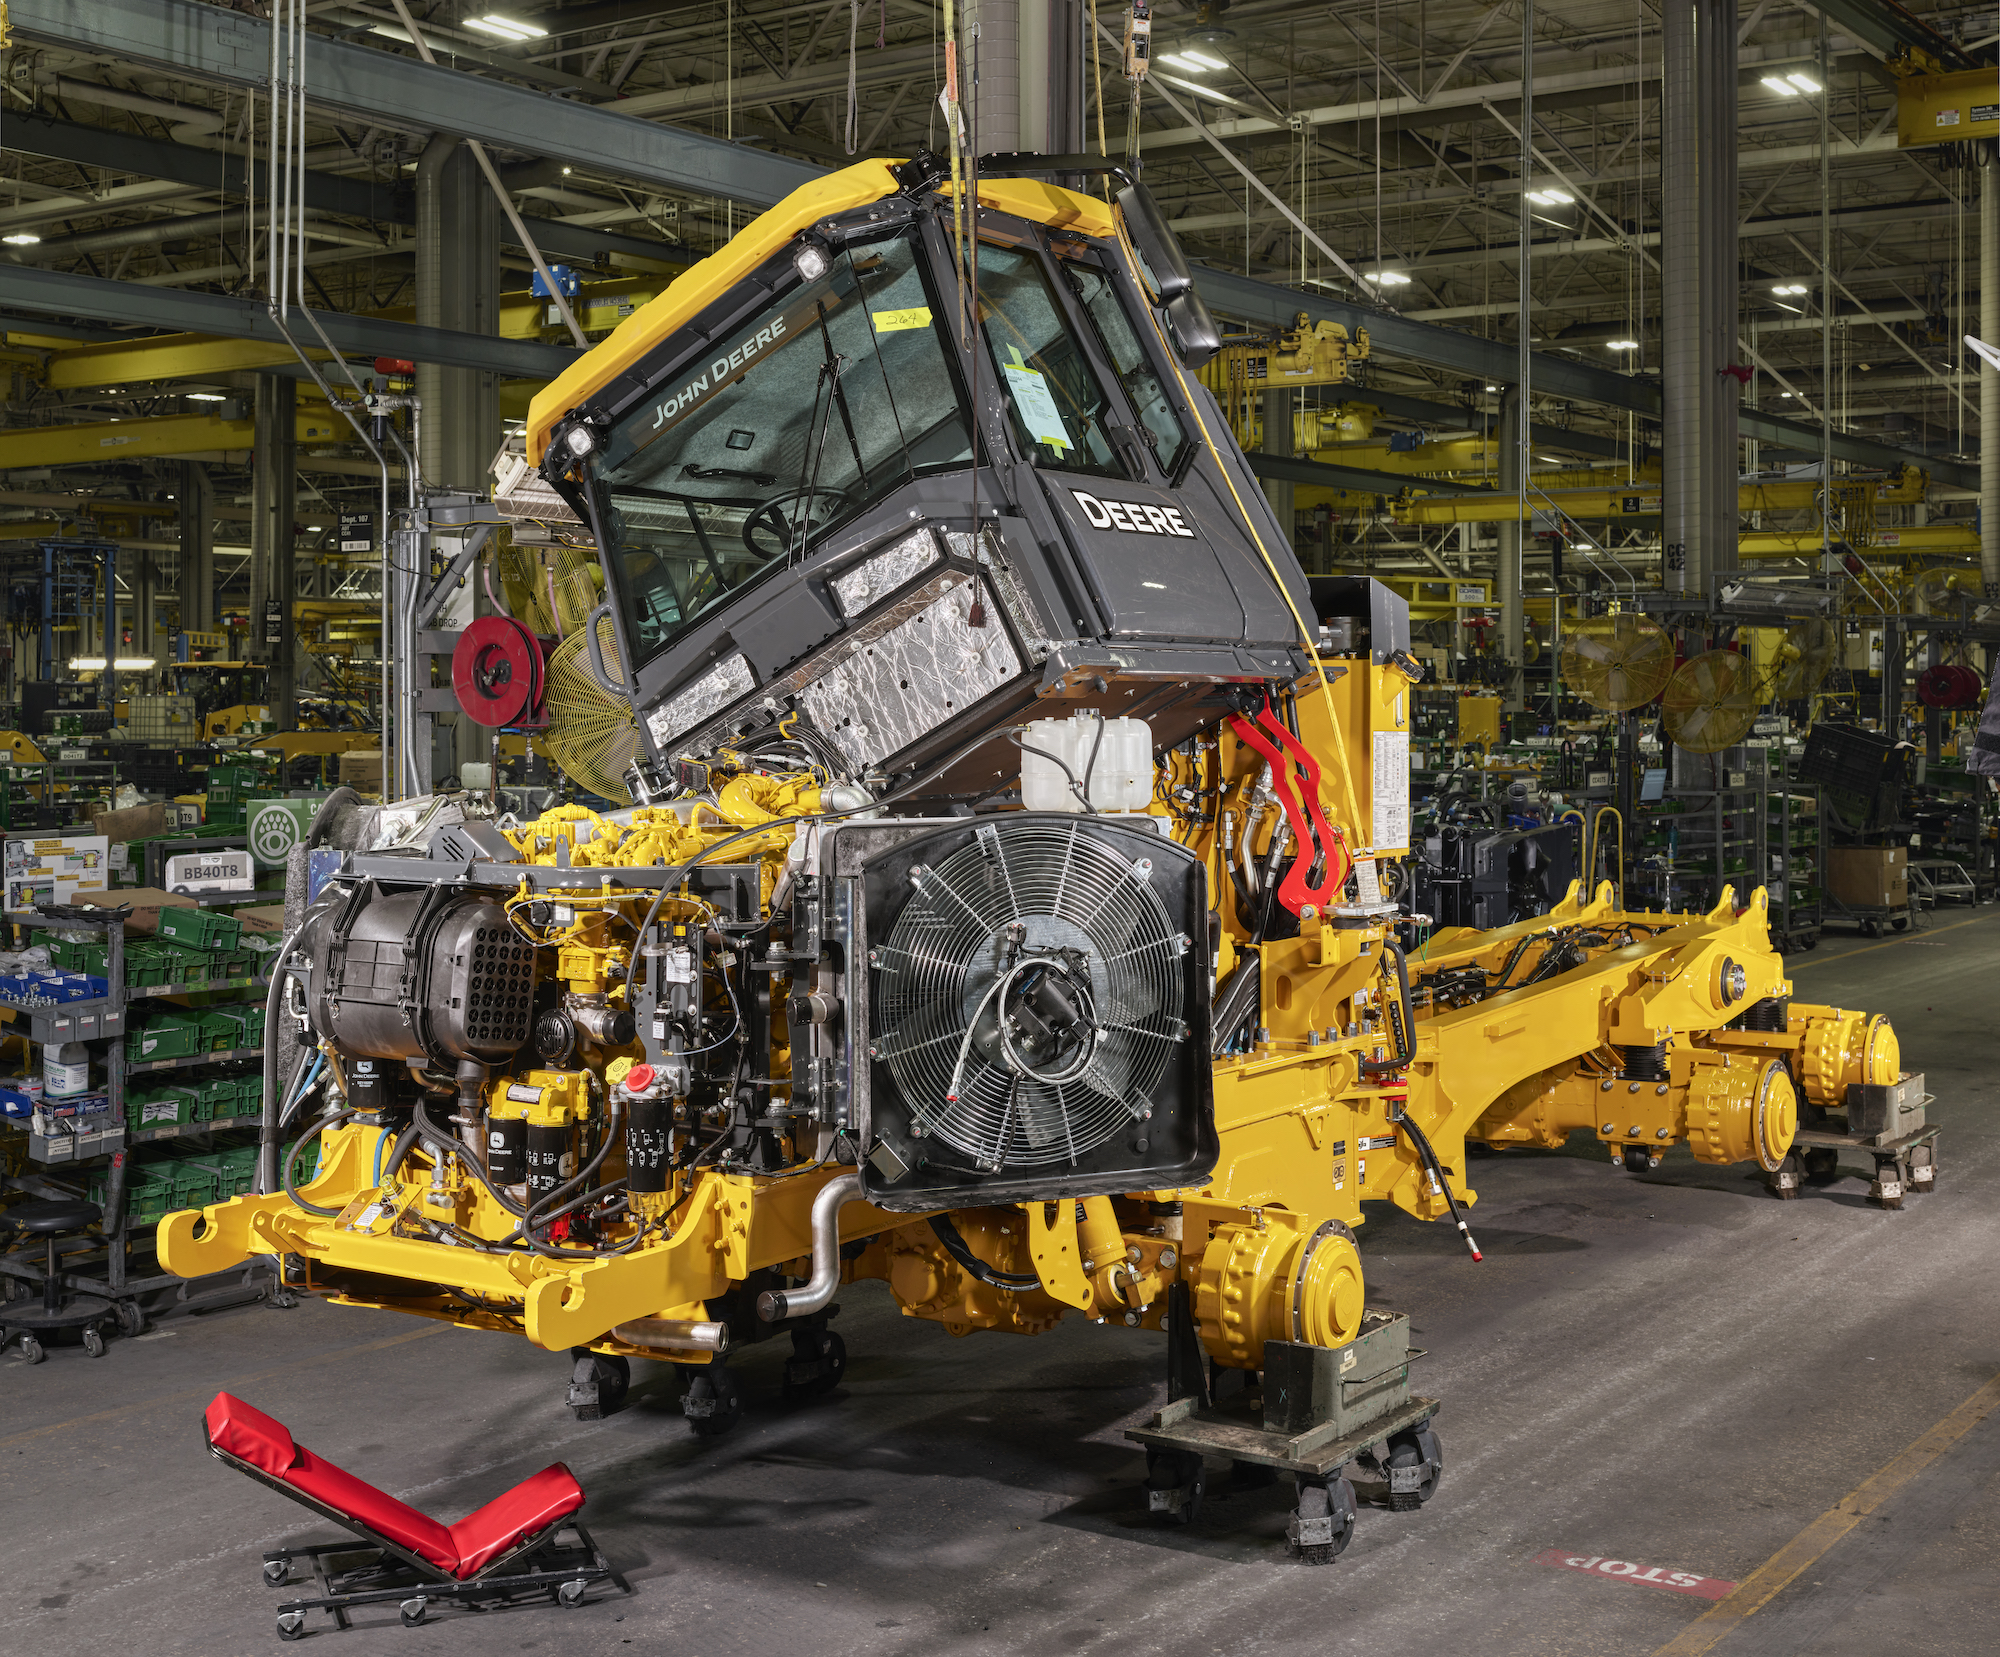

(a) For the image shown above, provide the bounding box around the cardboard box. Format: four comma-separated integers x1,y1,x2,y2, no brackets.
91,802,169,843
339,750,384,790
105,886,202,937
1826,846,1908,909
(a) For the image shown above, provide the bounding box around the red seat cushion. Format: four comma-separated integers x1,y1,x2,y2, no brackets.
205,1393,299,1478
283,1447,460,1575
447,1464,584,1579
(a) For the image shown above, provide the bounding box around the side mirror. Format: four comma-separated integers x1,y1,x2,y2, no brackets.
1114,181,1193,301
1166,290,1221,370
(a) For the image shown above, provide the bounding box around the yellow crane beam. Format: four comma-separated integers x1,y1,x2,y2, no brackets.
0,410,350,468
1392,470,1929,524
40,276,675,392
1740,524,1978,558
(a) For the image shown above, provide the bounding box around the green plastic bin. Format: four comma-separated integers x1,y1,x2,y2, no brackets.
156,908,243,951
126,1086,202,1131
127,1017,206,1062
202,1006,265,1050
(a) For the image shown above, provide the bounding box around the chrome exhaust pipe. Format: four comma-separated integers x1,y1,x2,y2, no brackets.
756,1170,864,1322
611,1318,732,1354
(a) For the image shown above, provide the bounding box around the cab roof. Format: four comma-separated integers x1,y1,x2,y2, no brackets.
525,159,1118,464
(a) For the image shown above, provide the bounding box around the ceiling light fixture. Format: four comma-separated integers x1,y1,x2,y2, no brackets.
112,656,157,671
70,657,107,672
1606,339,1639,350
1785,72,1821,93
2,233,40,246
1761,75,1799,96
1772,282,1809,296
467,14,547,41
1526,189,1573,207
1363,270,1411,286
187,392,227,402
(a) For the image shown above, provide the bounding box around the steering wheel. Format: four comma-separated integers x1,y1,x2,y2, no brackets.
742,486,852,561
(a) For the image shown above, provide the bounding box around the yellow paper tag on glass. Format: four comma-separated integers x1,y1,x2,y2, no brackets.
873,306,933,332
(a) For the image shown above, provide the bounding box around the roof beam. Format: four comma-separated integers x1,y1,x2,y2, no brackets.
1194,267,1977,491
0,266,580,381
1,117,682,269
10,0,822,209
1245,452,1497,498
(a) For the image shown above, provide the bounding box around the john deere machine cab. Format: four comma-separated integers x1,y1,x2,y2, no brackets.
535,153,1317,804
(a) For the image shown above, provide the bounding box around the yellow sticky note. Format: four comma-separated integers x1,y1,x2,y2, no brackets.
873,306,933,332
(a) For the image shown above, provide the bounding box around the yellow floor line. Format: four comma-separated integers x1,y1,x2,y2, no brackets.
1789,910,2000,969
1651,1367,2000,1655
0,1322,442,1450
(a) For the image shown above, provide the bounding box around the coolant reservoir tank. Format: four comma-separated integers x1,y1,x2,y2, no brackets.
1020,713,1152,813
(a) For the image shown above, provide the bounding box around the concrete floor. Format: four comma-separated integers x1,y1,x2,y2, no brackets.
7,909,1998,1656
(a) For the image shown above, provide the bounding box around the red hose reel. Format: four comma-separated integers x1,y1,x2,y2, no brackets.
1915,662,1985,710
452,616,548,728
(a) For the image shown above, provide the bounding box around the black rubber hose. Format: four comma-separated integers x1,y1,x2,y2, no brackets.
521,1091,625,1234
411,1102,530,1219
282,1108,363,1217
1389,1105,1483,1263
928,1213,1041,1290
1007,728,1098,813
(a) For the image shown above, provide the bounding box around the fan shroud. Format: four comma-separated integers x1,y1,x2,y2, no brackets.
852,815,1217,1209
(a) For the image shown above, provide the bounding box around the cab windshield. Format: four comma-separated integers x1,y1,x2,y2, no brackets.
590,234,973,667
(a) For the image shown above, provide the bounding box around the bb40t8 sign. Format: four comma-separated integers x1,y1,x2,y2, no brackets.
1069,489,1195,539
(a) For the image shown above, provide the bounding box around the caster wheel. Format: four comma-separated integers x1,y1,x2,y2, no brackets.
82,1325,106,1358
1620,1146,1653,1173
19,1332,44,1365
567,1351,630,1420
1862,920,1881,938
1288,1475,1357,1563
263,1559,291,1587
1383,1427,1443,1511
1892,916,1910,932
114,1300,146,1337
1144,1447,1205,1526
557,1579,588,1608
1803,1147,1839,1181
399,1598,427,1628
783,1328,847,1401
277,1610,308,1641
683,1364,743,1438
1802,934,1819,951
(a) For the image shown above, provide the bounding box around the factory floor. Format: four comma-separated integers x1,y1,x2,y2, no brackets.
7,910,1999,1657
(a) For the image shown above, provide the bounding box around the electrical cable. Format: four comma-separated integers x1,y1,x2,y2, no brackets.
928,1213,1041,1289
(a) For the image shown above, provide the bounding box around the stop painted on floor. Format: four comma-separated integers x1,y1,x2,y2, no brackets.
1533,1548,1737,1599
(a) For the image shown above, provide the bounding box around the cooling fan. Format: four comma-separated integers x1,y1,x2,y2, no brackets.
1662,649,1761,754
540,614,639,804
858,815,1215,1206
1560,614,1676,713
495,540,602,638
1767,618,1837,702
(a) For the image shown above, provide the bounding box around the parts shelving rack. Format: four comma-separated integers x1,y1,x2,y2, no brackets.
0,911,272,1340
